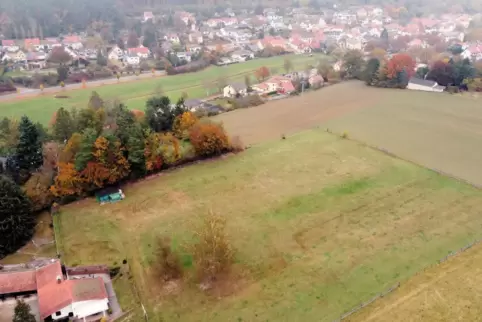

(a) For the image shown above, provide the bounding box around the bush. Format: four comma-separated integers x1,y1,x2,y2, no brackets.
155,237,183,282
193,212,233,283
189,121,230,157
229,135,245,153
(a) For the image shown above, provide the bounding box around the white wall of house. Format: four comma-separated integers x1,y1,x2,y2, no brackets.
407,83,444,92
51,304,73,320
72,299,108,319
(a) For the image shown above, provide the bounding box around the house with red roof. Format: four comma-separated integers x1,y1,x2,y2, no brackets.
24,38,40,48
63,35,83,50
252,75,295,94
258,36,288,51
0,259,113,322
127,46,150,58
1,39,19,52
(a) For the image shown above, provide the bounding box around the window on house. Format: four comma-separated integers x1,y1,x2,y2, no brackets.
56,311,61,316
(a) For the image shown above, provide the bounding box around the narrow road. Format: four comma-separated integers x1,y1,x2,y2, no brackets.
0,70,166,102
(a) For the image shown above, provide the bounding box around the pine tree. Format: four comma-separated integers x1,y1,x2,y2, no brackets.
75,128,98,171
126,124,146,177
16,116,43,181
12,300,36,322
53,107,75,142
0,176,34,259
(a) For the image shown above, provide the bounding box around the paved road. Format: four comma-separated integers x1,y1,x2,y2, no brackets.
0,70,167,102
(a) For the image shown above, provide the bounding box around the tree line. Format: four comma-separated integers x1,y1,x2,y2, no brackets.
0,91,240,259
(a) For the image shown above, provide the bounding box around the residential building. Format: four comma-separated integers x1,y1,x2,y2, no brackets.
26,51,47,69
63,35,83,50
184,98,205,111
108,46,124,60
125,55,140,65
230,50,254,62
1,39,19,52
176,51,191,62
1,50,26,62
188,32,204,44
165,33,181,43
253,75,295,94
127,46,149,58
24,38,41,49
143,11,154,22
223,83,248,97
0,259,111,322
407,77,445,92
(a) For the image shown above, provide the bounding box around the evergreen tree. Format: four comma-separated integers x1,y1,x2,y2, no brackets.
380,28,389,46
75,128,98,171
364,58,381,85
16,116,42,181
96,50,108,67
0,175,34,259
397,69,409,88
126,124,146,177
114,104,137,147
53,107,75,142
145,96,183,132
12,300,36,322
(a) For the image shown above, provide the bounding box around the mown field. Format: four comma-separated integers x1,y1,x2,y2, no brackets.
55,126,482,321
348,240,482,322
0,54,327,125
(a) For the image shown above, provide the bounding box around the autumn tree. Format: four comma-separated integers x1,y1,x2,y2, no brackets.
0,117,19,155
155,237,183,281
426,60,454,86
50,162,84,197
0,175,35,258
23,171,55,212
244,74,251,89
255,66,270,82
144,131,164,172
385,53,416,79
189,122,230,157
173,112,199,140
192,211,234,283
77,107,105,134
12,300,36,322
317,60,333,82
370,47,386,60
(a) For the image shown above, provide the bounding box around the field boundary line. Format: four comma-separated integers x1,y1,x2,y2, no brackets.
324,129,482,321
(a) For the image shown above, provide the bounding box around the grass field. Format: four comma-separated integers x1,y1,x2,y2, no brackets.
348,240,482,322
54,127,482,321
0,54,327,125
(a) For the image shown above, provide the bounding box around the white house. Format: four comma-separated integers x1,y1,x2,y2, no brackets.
143,11,154,22
108,46,124,60
127,46,149,58
63,35,83,50
125,55,140,65
223,83,248,97
0,259,111,322
176,52,191,62
1,40,19,52
407,77,445,92
1,50,26,62
230,50,254,62
188,32,204,44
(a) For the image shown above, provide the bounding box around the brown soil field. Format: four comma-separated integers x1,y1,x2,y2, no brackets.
217,82,482,186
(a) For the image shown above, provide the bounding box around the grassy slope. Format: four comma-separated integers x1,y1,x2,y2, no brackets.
0,54,326,125
56,129,482,321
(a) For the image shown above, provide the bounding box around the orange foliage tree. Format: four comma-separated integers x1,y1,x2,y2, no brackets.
385,53,415,79
172,112,199,139
50,162,84,197
144,132,181,171
189,122,230,157
82,136,130,188
255,66,270,82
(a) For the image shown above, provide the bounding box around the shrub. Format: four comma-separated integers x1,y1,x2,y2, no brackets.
189,122,230,157
155,237,183,282
192,212,234,283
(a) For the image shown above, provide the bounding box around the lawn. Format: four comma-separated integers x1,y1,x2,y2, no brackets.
55,129,482,321
0,54,327,125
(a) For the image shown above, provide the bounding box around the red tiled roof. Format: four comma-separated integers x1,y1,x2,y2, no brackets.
128,47,149,54
2,39,15,46
38,277,107,319
36,260,62,288
63,36,81,43
25,38,40,46
0,270,36,294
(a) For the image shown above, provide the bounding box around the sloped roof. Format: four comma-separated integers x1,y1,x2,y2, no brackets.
0,270,37,294
38,277,107,319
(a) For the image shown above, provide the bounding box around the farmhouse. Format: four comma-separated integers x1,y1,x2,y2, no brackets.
0,259,112,322
223,83,248,98
407,77,445,92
